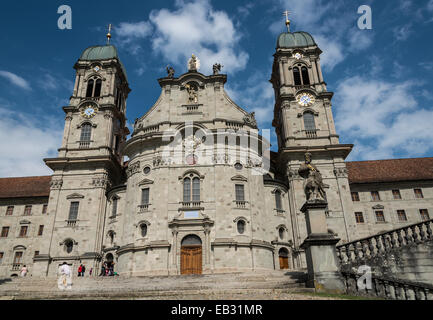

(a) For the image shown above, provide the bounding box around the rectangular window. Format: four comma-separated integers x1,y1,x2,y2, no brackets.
414,189,424,199
351,192,360,202
34,251,39,257
192,178,200,202
24,205,32,216
38,225,44,236
14,252,23,264
371,191,381,201
112,198,118,216
6,206,14,216
355,212,364,223
141,188,150,205
235,184,245,201
19,226,28,237
0,252,3,264
420,209,430,221
397,210,407,221
42,204,48,214
375,211,385,223
1,227,9,237
68,202,79,221
392,190,402,200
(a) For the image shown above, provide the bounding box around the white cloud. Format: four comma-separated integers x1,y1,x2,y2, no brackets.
0,103,62,177
334,76,433,160
0,70,31,90
117,0,249,74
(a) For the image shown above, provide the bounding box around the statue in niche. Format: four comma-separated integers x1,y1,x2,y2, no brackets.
185,83,198,103
298,152,327,202
166,65,175,78
213,63,223,75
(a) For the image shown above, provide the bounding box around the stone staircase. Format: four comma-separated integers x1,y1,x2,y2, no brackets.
0,270,312,300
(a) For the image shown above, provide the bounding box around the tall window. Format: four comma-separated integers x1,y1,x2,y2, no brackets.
140,224,148,237
275,190,282,210
13,252,23,264
293,67,301,85
80,124,92,141
141,188,150,205
355,212,364,223
19,226,28,237
38,225,44,236
303,112,316,131
1,227,9,237
24,205,32,216
279,227,285,240
65,240,73,253
94,79,102,97
375,211,385,223
235,184,245,201
371,191,381,201
414,189,424,199
6,206,14,216
301,66,310,85
420,209,430,221
237,220,245,234
351,192,360,202
111,198,118,216
42,204,48,214
86,79,94,97
397,210,407,222
68,202,79,221
183,177,200,202
0,252,3,264
392,190,402,200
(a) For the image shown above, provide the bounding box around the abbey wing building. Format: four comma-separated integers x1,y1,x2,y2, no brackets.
1,29,432,278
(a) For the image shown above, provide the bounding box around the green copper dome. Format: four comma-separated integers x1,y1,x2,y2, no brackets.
277,31,316,48
80,45,119,60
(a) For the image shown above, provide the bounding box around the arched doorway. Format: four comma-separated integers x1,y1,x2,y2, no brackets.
181,235,202,275
278,248,289,270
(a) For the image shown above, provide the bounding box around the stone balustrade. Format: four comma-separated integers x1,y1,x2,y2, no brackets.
337,219,433,266
342,271,433,300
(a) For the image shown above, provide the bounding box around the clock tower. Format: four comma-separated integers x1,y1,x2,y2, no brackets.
39,42,131,275
271,22,356,264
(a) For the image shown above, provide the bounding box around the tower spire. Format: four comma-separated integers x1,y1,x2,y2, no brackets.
106,24,112,44
283,10,291,32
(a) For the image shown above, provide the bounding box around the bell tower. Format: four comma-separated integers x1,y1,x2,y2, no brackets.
271,17,356,260
39,31,131,276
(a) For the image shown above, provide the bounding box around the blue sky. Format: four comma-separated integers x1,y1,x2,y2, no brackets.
0,0,432,177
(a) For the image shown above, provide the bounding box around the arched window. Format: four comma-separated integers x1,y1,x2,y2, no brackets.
279,227,286,240
108,231,114,244
293,67,302,85
80,123,92,141
183,177,191,202
94,79,102,97
303,112,316,131
65,240,73,253
86,79,94,97
192,177,200,201
140,224,148,237
183,175,200,203
301,67,310,85
275,190,282,210
237,220,246,234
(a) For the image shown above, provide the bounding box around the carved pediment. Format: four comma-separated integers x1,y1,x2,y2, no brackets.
19,220,31,225
13,245,26,251
231,175,248,182
66,193,85,200
138,178,154,186
372,204,385,210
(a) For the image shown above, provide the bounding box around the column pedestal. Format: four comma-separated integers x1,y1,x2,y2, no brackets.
300,200,345,293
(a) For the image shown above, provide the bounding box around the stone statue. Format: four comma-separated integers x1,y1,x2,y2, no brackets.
188,54,200,71
298,152,327,202
212,63,223,75
166,66,175,78
243,112,257,128
185,83,198,103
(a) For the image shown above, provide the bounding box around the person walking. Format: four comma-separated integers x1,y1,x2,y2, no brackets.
99,263,106,276
58,262,72,290
78,264,82,277
81,264,86,276
20,265,28,277
89,267,93,276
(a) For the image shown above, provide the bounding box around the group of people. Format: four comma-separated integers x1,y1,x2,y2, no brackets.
77,264,93,277
99,262,117,276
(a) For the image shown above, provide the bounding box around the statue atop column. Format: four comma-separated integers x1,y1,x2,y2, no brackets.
188,54,200,72
166,65,175,78
212,63,223,75
298,152,327,202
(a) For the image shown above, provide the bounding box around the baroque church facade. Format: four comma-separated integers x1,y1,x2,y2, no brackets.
1,28,432,278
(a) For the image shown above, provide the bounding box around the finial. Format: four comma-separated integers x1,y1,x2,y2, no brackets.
283,10,291,32
106,24,112,44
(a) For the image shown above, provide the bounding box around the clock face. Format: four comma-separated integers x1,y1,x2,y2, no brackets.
293,52,302,60
80,105,98,118
297,92,315,107
93,66,100,72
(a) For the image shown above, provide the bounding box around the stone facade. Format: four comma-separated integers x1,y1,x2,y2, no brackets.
0,31,432,279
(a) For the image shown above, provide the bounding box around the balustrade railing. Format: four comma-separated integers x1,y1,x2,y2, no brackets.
337,219,433,266
304,130,317,138
79,141,90,149
66,220,77,227
234,200,247,208
138,204,150,212
181,201,202,208
342,271,433,300
12,263,22,271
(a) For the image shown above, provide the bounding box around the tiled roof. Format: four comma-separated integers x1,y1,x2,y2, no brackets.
347,157,433,184
0,176,51,199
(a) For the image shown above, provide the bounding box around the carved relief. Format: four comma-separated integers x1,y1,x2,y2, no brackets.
243,112,257,128
50,179,63,189
334,167,348,178
126,161,140,178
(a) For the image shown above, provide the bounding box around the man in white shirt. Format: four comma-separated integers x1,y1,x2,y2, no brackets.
57,262,72,290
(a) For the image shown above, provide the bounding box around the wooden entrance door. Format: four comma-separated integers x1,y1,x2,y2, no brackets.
181,245,202,275
279,256,289,269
